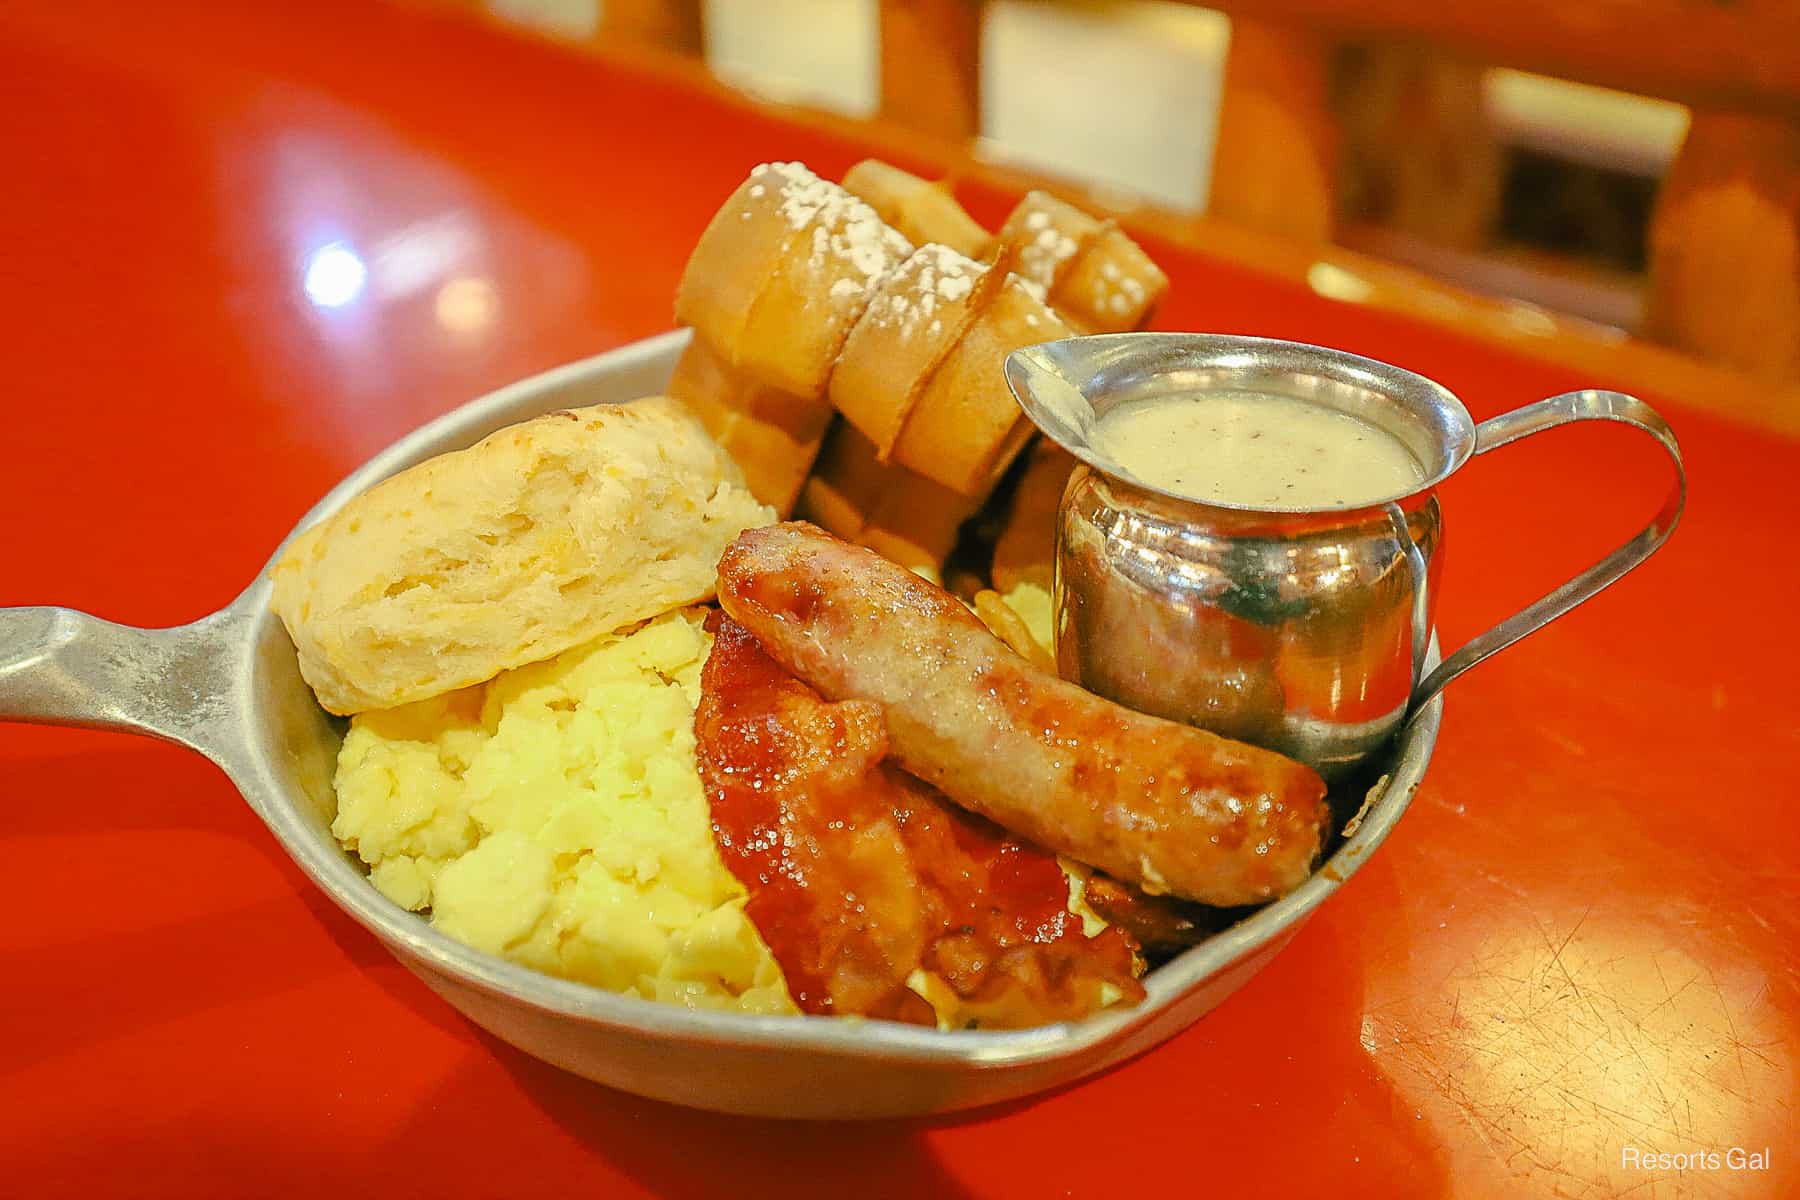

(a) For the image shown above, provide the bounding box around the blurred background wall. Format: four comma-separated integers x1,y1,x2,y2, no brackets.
461,0,1800,386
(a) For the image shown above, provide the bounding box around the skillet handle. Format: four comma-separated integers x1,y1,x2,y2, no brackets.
0,605,246,759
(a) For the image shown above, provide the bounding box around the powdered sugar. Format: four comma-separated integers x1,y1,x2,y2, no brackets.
754,161,911,298
763,161,840,230
733,162,913,314
1034,229,1077,260
866,242,987,339
1017,225,1079,289
1091,263,1150,319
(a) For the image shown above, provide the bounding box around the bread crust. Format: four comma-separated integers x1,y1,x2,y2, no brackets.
841,159,991,259
995,190,1168,333
675,162,910,398
666,337,829,516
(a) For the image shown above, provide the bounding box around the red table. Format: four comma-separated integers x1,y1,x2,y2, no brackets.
2,3,1795,1196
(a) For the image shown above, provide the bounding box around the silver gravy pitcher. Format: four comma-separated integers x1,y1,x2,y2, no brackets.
1005,333,1686,775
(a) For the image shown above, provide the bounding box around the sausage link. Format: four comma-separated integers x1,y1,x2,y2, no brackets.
716,522,1329,905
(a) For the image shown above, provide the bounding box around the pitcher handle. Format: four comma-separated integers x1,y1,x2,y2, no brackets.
0,604,249,761
1409,389,1685,716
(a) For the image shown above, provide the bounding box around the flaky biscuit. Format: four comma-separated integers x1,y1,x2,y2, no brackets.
272,397,773,714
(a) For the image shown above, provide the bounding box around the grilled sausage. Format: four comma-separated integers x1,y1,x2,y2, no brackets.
715,523,1329,906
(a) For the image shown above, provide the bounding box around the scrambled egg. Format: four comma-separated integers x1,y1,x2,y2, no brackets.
331,608,794,1014
333,583,1079,1019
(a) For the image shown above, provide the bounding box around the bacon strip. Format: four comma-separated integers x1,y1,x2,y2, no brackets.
715,522,1330,906
694,613,1143,1027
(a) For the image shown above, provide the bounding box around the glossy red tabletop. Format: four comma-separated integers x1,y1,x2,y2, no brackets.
1,3,1795,1196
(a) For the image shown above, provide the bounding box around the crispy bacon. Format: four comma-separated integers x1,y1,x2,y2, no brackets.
695,612,1144,1027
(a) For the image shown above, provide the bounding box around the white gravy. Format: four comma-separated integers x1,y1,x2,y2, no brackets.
1091,390,1425,509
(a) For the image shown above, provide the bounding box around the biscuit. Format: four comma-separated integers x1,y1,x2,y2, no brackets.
272,397,773,714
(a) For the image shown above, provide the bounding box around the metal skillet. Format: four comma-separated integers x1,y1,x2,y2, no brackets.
0,329,1439,1119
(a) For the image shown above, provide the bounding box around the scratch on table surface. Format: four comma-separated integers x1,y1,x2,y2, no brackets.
1536,904,1604,1025
1362,907,1793,1198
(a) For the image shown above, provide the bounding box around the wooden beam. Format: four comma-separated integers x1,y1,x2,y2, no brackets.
1169,0,1800,116
1210,18,1338,243
1335,44,1501,251
601,0,703,56
878,0,983,142
1646,112,1800,383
